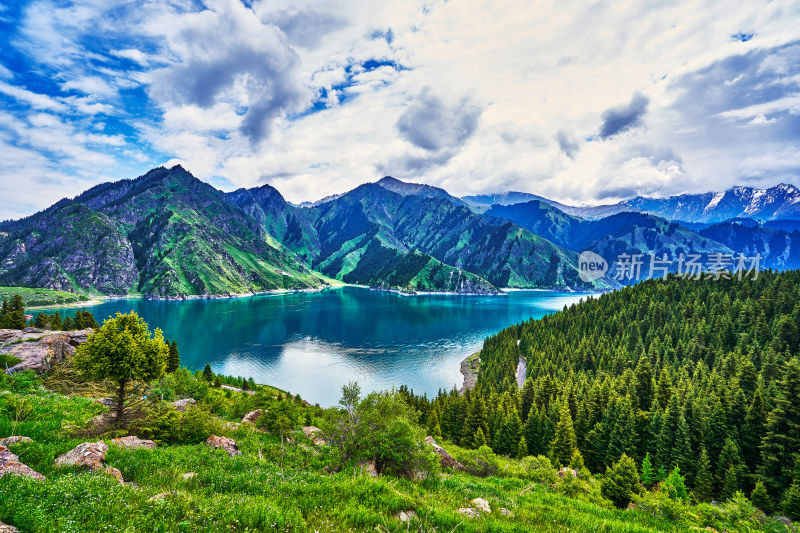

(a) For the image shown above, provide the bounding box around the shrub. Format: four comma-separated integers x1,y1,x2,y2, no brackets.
601,453,641,508
520,455,558,485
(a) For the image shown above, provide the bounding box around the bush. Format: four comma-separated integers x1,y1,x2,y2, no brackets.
323,388,439,479
521,455,559,485
453,445,511,477
601,453,641,508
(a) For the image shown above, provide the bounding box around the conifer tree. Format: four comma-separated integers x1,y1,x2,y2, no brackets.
167,340,180,372
641,452,656,487
461,394,489,449
426,408,443,440
751,480,772,515
495,408,522,457
520,377,535,421
721,465,741,501
49,312,62,331
516,436,528,459
6,295,25,330
202,363,213,381
783,482,800,521
741,387,767,469
601,454,640,508
694,448,713,502
549,402,577,466
34,312,49,329
473,427,487,448
716,438,742,492
760,358,800,495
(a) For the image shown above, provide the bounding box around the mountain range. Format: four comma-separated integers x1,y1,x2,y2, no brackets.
1,167,799,298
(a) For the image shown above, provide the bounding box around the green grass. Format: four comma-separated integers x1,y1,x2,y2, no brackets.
0,370,790,533
0,287,91,309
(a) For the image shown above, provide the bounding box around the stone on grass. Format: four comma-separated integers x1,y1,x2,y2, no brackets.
0,436,32,447
241,409,262,423
54,441,122,483
206,435,241,456
0,445,45,481
301,426,327,446
500,508,514,517
0,521,20,533
457,508,479,518
111,436,156,450
425,436,466,471
470,498,491,514
171,398,196,411
394,510,416,522
182,472,197,480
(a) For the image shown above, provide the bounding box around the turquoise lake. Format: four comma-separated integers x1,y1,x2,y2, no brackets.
60,287,588,406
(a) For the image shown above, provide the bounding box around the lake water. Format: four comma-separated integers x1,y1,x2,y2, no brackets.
59,287,588,406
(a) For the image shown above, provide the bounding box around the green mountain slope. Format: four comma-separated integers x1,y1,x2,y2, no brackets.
232,178,612,292
0,166,326,298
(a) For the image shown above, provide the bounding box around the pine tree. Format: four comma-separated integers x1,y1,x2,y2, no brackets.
741,387,767,469
549,402,577,466
473,427,487,448
520,377,535,421
167,340,180,372
661,466,689,502
516,436,528,460
716,438,742,493
202,363,213,381
426,408,443,440
495,408,522,457
783,481,800,521
461,394,489,449
641,452,656,487
635,357,654,410
7,295,25,330
569,449,585,472
48,312,62,331
720,465,740,501
760,358,800,495
751,480,772,515
694,448,713,502
601,454,641,508
34,313,49,329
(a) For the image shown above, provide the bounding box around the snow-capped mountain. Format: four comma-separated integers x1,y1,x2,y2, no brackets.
465,183,800,223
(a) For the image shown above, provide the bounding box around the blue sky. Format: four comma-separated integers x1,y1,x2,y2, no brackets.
1,0,800,220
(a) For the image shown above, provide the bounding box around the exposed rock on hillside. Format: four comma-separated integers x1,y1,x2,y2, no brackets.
0,328,92,374
54,441,123,483
0,444,45,481
111,436,156,450
206,435,241,457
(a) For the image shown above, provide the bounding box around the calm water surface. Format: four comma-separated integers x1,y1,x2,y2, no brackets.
61,287,588,406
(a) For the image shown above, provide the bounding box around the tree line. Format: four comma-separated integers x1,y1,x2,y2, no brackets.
398,270,800,516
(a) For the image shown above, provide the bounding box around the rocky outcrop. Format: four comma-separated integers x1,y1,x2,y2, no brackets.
302,426,327,446
394,511,416,522
425,436,465,471
470,498,491,514
0,436,32,447
0,521,20,533
0,444,45,480
205,435,241,457
241,409,262,423
111,436,156,450
456,498,492,518
171,398,196,411
1,328,92,374
54,440,123,483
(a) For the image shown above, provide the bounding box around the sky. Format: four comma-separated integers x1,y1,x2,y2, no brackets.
1,0,800,220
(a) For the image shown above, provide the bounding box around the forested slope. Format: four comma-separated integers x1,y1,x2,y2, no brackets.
418,270,800,513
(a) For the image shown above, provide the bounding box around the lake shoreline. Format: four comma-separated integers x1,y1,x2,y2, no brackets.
459,352,481,394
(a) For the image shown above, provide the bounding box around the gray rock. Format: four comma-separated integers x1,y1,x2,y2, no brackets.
0,521,20,533
206,435,241,457
54,440,123,483
111,436,156,449
457,508,479,518
0,444,45,481
0,436,32,447
171,398,196,411
394,510,416,522
241,409,262,423
425,436,466,471
470,498,491,514
1,328,93,374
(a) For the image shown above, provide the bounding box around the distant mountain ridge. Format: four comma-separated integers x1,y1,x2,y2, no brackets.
3,168,799,298
467,183,800,223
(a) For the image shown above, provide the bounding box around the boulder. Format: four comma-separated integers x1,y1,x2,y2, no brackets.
358,459,378,477
111,436,156,450
394,510,416,522
171,398,196,411
457,508,479,518
470,498,491,514
54,441,108,470
425,436,466,471
499,508,514,517
557,467,578,478
182,472,197,480
0,436,32,447
301,426,327,446
205,435,241,457
0,521,20,533
241,409,262,424
54,441,122,483
93,397,116,408
1,328,93,374
0,444,45,481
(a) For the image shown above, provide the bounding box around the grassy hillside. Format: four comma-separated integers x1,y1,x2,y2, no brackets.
0,361,787,532
0,287,92,308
